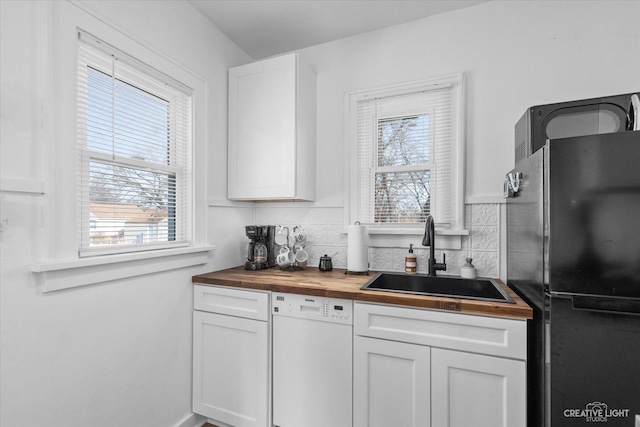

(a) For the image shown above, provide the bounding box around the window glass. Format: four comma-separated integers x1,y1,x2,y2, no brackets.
375,114,431,223
377,115,430,167
375,170,430,223
86,67,170,164
78,32,192,255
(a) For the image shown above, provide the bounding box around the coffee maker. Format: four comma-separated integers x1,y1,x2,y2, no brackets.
245,225,276,270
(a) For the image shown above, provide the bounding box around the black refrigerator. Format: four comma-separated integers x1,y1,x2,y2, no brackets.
506,131,640,427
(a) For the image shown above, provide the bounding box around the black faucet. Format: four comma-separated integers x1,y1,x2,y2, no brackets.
422,214,447,276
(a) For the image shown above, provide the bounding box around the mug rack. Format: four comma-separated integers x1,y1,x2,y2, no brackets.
276,225,308,270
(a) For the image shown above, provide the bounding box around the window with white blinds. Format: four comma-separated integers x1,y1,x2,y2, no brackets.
76,31,193,256
350,75,464,230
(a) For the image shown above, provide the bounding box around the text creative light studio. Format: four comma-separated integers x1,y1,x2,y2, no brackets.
564,402,631,423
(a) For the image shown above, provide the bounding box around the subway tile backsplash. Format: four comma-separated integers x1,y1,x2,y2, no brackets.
256,203,501,278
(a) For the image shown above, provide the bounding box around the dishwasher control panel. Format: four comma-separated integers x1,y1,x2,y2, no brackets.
272,292,353,325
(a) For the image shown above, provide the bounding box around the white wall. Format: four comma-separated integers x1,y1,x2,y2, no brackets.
0,1,251,426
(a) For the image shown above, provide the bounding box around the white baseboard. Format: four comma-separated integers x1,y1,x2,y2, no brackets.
173,412,206,427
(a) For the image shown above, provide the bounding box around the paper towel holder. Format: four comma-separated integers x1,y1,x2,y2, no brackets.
345,221,370,275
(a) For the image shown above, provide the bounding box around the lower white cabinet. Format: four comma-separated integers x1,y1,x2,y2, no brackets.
192,285,270,427
431,348,526,427
353,302,527,427
353,336,430,427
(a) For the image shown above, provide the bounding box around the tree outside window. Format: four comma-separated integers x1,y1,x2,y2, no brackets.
375,114,431,223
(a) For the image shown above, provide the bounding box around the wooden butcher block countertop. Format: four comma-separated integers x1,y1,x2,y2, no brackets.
192,266,532,320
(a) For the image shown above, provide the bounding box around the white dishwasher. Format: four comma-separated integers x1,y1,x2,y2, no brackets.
272,292,353,427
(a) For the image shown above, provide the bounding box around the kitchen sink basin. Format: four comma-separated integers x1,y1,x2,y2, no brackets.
361,272,514,303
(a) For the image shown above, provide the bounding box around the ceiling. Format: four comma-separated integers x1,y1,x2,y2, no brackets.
187,0,490,59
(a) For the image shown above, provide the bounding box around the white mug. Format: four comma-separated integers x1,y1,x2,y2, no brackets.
279,246,291,255
277,251,295,267
295,248,308,263
275,226,289,246
291,225,307,245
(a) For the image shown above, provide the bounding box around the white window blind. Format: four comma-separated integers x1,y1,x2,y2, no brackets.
353,76,463,229
76,31,193,256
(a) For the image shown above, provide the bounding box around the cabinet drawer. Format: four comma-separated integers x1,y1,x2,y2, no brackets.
354,302,526,360
194,285,270,321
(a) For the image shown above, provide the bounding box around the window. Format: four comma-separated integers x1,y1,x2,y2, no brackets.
77,31,193,256
348,74,465,232
374,112,431,223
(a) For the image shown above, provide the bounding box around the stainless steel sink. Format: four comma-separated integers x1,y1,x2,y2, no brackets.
361,272,514,303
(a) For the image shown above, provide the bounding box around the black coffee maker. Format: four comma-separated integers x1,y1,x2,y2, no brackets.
245,225,276,270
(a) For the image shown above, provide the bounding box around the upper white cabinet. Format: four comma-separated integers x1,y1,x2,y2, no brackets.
228,53,316,201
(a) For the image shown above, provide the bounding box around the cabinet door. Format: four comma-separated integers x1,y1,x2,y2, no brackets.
354,336,430,427
193,310,269,427
228,54,296,200
431,348,526,427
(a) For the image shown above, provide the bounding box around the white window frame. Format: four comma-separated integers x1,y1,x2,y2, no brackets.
30,1,212,292
345,74,467,245
76,31,192,257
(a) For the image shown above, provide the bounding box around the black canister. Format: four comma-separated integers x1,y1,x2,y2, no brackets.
319,254,333,271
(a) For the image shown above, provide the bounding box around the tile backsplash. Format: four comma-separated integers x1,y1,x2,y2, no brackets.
256,203,501,278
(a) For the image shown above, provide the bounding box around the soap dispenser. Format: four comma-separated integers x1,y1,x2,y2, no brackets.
460,257,478,279
405,244,417,274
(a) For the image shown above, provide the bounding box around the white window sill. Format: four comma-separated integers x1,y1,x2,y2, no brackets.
365,227,468,236
341,227,468,250
31,246,215,292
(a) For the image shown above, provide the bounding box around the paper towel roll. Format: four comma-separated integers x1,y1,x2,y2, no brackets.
348,224,369,272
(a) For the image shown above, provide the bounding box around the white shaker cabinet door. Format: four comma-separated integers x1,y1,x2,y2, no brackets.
353,336,431,427
192,310,269,427
228,53,316,201
431,348,526,427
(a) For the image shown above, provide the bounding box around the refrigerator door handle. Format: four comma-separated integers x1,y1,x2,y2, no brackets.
630,94,639,131
572,296,640,316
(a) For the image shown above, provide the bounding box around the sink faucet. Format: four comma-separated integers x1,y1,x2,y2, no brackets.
422,214,447,276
